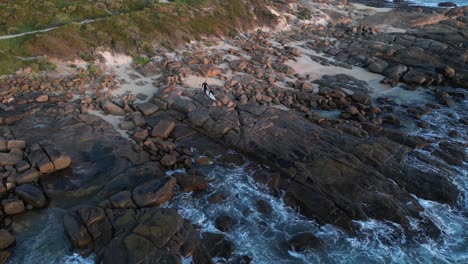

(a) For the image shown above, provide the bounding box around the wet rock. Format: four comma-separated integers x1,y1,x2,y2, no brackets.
196,156,214,166
438,66,456,78
288,232,322,252
15,160,30,173
28,146,54,174
0,251,11,263
160,154,177,167
383,64,408,81
0,229,15,250
1,199,25,215
367,58,388,73
132,176,177,207
255,199,272,215
433,141,467,166
173,172,208,192
448,130,460,138
63,213,93,249
137,103,159,116
109,191,137,209
436,90,454,107
208,192,227,204
96,208,187,264
14,168,40,185
199,232,234,259
438,2,457,7
228,255,252,264
215,215,234,232
351,92,371,105
402,69,427,86
151,120,176,139
15,184,47,208
218,153,245,166
101,101,126,116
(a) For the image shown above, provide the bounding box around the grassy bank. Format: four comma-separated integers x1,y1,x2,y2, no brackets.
0,0,283,75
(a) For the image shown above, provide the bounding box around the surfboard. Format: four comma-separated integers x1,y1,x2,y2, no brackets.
208,91,216,101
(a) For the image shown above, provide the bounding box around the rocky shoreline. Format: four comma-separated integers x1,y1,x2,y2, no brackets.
0,1,467,263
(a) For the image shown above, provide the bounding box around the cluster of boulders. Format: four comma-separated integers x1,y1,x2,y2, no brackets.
61,158,249,264
0,135,71,262
293,6,468,88
0,73,117,123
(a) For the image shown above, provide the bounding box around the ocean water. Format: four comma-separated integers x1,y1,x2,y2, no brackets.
390,0,468,7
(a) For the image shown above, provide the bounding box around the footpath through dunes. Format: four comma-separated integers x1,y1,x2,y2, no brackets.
0,1,467,263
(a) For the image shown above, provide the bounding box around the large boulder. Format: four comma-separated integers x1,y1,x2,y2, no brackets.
383,64,408,81
137,103,159,116
288,232,322,252
402,69,428,86
63,213,93,249
367,58,389,73
0,230,15,250
109,191,137,209
14,168,40,185
151,120,176,139
0,153,22,166
1,199,25,215
132,177,177,207
173,172,208,192
15,184,47,208
101,101,126,116
92,207,194,264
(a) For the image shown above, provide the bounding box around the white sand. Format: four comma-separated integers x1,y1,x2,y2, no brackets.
374,24,407,34
285,45,396,96
270,104,290,111
182,75,225,90
352,3,393,13
99,51,160,103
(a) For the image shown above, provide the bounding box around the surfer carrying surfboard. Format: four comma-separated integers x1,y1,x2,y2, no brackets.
202,81,216,103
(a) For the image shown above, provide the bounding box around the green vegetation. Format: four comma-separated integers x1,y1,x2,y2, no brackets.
297,6,311,20
0,0,280,75
133,55,151,65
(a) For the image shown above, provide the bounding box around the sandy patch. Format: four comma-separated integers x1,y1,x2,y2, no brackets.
99,51,160,102
270,104,290,111
374,24,407,34
352,3,393,13
182,75,225,90
285,45,395,96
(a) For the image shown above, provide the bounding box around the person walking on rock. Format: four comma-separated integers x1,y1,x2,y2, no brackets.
202,81,209,95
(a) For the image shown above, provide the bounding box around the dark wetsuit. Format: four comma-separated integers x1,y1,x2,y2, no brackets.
202,82,208,94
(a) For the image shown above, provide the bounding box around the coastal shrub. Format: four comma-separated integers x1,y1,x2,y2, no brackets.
79,52,96,62
133,56,151,65
87,64,101,75
297,6,311,20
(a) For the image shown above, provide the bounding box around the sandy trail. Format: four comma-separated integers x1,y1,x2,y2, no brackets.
182,75,225,90
0,19,96,40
